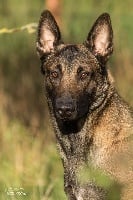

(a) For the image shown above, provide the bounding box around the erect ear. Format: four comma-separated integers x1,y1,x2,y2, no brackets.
85,13,113,64
36,10,61,58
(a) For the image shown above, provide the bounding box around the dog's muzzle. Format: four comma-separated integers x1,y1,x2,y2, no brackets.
55,94,77,121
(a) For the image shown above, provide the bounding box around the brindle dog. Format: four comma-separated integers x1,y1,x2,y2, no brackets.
37,10,133,200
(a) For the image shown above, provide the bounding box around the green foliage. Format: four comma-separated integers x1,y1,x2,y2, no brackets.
78,165,114,188
78,165,121,200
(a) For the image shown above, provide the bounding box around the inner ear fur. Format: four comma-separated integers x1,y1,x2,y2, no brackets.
36,10,61,58
85,13,113,64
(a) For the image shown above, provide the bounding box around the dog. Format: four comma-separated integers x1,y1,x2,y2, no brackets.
36,10,133,200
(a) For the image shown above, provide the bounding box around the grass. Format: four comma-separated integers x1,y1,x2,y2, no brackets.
0,111,66,200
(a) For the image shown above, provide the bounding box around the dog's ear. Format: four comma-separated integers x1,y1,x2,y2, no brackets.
36,10,61,58
85,13,113,64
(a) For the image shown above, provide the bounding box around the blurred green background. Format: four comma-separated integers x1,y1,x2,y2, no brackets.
0,0,132,199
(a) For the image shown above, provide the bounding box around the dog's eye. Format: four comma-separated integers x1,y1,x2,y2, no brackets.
80,72,89,80
50,71,58,79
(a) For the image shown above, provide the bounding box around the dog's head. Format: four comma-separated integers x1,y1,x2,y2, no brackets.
37,10,113,122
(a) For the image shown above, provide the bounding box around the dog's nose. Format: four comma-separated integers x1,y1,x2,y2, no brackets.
55,94,76,120
57,105,75,118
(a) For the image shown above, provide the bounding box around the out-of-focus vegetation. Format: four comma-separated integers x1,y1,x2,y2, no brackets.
0,0,132,199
